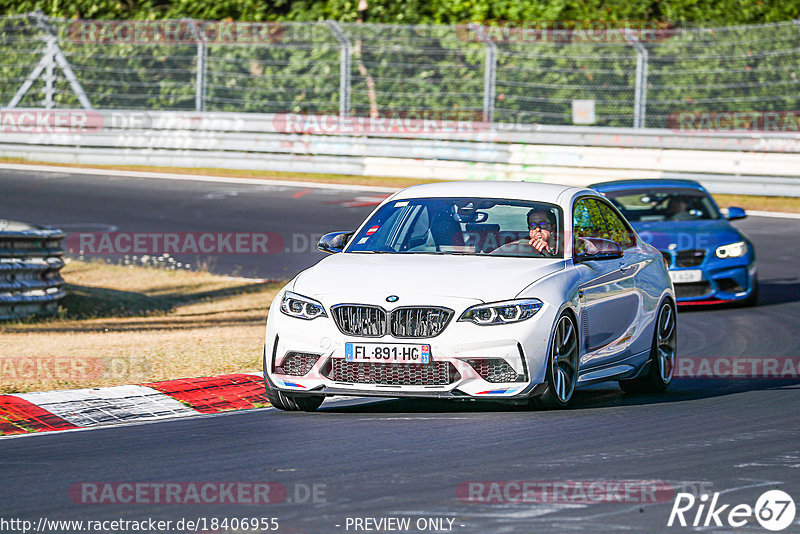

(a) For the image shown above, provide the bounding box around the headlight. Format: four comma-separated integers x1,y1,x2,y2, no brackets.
715,241,747,259
458,299,543,325
280,291,327,320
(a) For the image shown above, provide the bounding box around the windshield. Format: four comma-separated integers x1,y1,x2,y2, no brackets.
600,187,721,222
346,197,564,258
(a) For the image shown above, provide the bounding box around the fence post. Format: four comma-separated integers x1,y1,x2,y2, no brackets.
627,29,648,129
470,24,497,124
38,12,93,109
43,39,56,109
483,40,497,124
327,21,351,117
8,13,93,110
188,19,208,112
196,41,207,112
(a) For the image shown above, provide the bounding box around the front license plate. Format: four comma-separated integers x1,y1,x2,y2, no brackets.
670,269,703,283
344,343,431,364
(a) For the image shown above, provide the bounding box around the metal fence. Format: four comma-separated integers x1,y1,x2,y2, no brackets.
2,13,800,128
0,220,66,321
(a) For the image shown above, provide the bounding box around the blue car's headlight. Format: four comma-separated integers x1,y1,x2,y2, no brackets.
280,291,327,320
459,299,543,325
715,241,747,259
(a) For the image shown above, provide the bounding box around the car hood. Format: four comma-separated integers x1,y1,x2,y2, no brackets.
292,253,565,304
632,219,745,251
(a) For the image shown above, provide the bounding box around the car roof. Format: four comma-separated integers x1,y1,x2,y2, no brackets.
391,181,592,205
590,179,707,193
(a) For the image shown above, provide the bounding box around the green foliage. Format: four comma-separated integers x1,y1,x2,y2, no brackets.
1,2,798,127
0,0,797,23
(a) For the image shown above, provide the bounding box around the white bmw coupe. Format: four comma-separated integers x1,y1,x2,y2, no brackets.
263,182,676,411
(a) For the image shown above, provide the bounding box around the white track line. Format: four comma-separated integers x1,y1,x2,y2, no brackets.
3,163,799,219
745,209,800,219
0,163,398,193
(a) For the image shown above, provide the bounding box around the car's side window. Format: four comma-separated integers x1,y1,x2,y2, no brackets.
573,198,607,254
596,200,636,249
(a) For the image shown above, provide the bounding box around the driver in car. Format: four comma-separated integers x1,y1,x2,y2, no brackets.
666,196,692,220
527,208,557,256
489,207,557,256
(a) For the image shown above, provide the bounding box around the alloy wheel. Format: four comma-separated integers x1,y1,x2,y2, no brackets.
551,315,578,403
656,303,676,383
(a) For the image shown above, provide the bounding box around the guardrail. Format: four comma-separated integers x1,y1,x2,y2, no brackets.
1,109,799,196
0,220,66,321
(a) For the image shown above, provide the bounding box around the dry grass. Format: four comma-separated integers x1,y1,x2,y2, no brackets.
0,260,283,394
712,194,800,214
0,157,439,189
2,158,799,212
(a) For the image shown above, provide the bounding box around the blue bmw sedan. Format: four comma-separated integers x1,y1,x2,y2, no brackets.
591,179,757,306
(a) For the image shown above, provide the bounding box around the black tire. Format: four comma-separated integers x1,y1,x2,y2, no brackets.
265,386,324,412
536,312,579,410
619,300,676,393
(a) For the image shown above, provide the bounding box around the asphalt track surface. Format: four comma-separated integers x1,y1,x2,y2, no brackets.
0,168,384,279
1,168,800,533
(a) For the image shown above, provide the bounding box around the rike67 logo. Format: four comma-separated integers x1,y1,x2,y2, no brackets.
668,490,796,531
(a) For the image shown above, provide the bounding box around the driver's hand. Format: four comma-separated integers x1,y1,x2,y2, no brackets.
529,237,552,254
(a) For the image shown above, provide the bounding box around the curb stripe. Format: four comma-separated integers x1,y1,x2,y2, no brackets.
143,374,271,414
15,385,196,427
1,373,272,437
0,395,79,434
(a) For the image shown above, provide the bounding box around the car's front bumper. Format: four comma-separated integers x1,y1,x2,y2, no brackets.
670,255,756,304
263,294,557,401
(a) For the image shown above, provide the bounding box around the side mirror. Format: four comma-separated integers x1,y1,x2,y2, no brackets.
574,238,623,263
726,207,747,220
317,231,353,254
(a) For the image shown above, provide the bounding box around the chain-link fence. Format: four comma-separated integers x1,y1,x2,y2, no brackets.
2,13,800,128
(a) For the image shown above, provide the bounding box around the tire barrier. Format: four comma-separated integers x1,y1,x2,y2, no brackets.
0,219,66,321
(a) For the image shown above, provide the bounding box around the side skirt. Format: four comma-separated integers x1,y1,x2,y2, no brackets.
576,350,650,388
